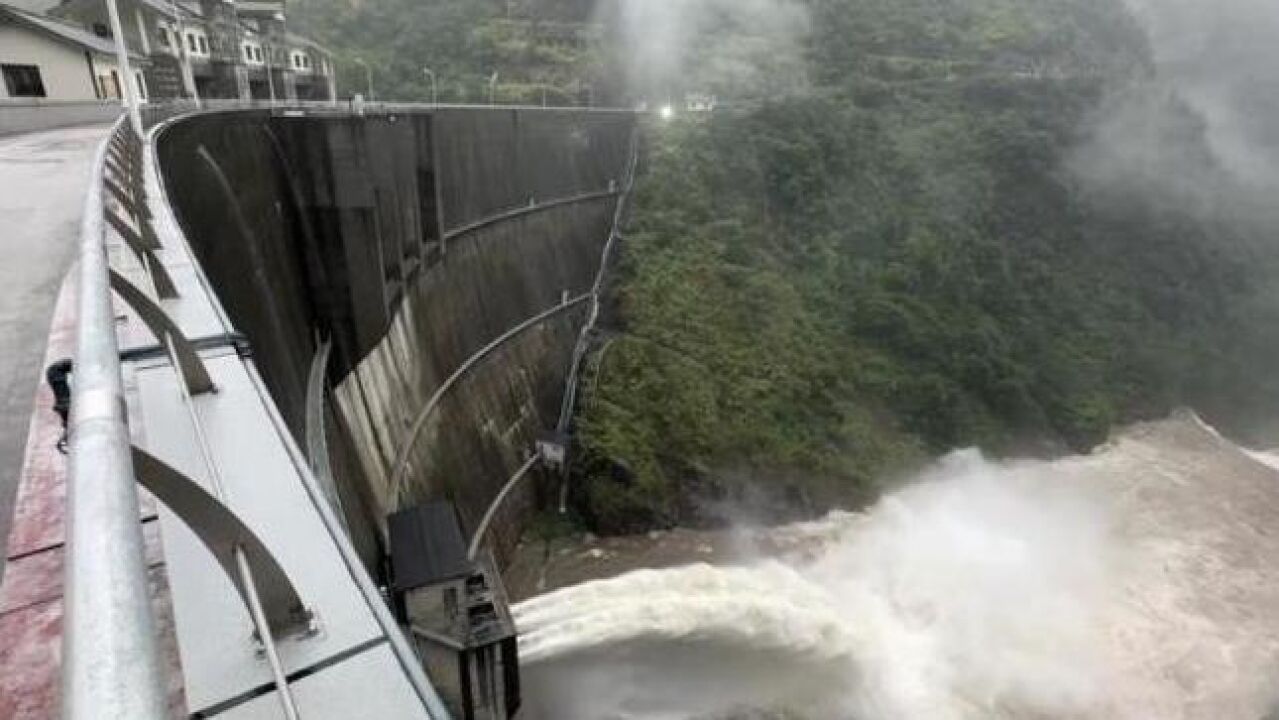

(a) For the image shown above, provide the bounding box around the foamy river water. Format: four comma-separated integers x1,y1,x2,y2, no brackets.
512,413,1279,720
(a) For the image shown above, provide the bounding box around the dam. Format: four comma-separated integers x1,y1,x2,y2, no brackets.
5,102,1279,720
0,101,636,720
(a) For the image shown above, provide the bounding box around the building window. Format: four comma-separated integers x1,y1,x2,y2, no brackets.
198,36,207,54
244,44,252,61
254,46,262,62
2,64,46,98
158,28,169,47
187,33,197,52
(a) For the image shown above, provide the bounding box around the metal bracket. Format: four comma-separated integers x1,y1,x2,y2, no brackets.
106,145,137,173
104,157,141,192
104,205,161,252
104,176,151,222
131,446,312,637
105,210,178,299
107,268,214,395
119,331,251,363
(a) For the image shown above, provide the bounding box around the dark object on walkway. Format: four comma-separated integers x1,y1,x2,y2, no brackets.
45,358,72,453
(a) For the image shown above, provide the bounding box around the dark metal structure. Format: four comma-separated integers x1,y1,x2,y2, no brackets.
392,502,521,720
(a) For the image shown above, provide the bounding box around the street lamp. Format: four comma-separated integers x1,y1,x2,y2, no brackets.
103,0,141,134
353,57,374,100
488,71,498,105
169,0,199,104
268,10,287,103
422,67,437,105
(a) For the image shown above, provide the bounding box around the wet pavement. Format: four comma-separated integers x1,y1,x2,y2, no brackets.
0,124,185,719
0,124,109,578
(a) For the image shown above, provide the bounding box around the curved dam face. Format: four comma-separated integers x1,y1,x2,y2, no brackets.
155,107,636,570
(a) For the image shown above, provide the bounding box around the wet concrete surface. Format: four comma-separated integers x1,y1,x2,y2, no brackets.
0,124,110,579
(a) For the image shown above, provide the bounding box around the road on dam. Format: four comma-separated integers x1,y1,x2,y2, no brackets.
0,124,110,580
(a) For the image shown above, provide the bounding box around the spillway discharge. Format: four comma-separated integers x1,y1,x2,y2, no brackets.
512,416,1279,719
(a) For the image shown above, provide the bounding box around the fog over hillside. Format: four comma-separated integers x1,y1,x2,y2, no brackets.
1124,0,1279,188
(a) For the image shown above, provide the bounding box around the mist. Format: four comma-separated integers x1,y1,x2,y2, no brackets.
515,416,1279,718
599,0,810,104
1073,0,1279,212
517,450,1121,719
1123,0,1279,188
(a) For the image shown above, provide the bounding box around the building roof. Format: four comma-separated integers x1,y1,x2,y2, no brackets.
0,2,143,58
388,501,474,591
285,32,331,56
134,0,206,21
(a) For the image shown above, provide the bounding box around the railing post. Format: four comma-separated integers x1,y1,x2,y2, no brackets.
61,119,168,720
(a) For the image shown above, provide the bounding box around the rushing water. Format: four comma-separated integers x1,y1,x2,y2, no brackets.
513,413,1279,720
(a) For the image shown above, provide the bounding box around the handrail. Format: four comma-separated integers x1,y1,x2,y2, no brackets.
138,98,637,130
466,454,538,562
64,109,306,720
98,114,304,718
62,116,169,719
387,293,592,509
441,187,619,242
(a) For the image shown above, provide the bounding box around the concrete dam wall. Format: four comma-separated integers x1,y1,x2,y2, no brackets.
155,107,636,572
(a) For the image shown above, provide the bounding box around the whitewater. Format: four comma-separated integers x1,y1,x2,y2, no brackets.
512,413,1279,719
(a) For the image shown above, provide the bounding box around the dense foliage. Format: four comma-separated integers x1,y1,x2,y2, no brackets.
297,0,1279,532
570,1,1279,532
290,0,605,104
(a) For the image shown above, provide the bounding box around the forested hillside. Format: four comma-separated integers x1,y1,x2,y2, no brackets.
572,0,1279,531
289,0,604,104
297,0,1279,532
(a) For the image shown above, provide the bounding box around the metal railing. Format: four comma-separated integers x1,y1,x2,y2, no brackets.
136,97,636,130
65,109,308,719
62,116,170,720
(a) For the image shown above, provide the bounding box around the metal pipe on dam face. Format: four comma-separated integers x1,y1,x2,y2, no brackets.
155,107,637,576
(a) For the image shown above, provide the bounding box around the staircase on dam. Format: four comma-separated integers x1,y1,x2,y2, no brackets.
1,102,637,720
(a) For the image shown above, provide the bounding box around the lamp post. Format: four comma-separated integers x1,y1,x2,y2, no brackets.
103,0,141,134
422,67,437,104
488,71,498,105
354,57,374,100
264,36,276,102
267,10,286,103
169,0,199,104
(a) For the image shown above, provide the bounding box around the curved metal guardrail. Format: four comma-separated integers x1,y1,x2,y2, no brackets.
66,109,311,719
62,117,170,720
